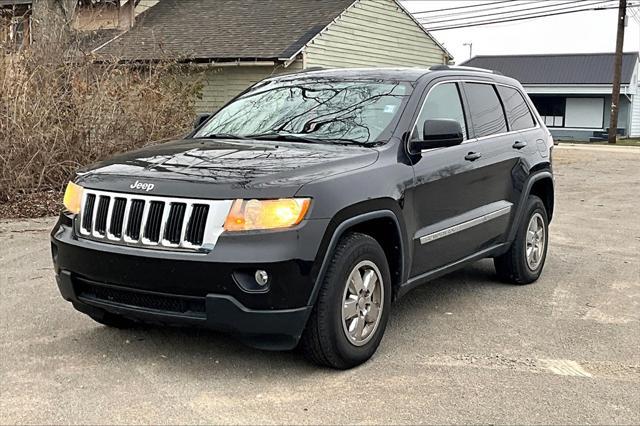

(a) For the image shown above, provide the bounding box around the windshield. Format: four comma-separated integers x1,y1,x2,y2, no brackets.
194,78,411,145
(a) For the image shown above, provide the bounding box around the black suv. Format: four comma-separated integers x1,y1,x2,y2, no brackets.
51,66,554,369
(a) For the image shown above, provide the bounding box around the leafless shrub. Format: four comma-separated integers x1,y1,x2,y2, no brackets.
0,34,202,204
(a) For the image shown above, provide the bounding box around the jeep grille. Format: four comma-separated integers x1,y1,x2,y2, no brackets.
76,189,233,251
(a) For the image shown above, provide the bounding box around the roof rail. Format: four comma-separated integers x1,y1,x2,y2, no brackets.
296,66,326,73
269,66,326,79
429,65,503,76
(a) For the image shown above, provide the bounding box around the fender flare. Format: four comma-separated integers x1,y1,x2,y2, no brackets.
507,171,554,242
306,210,406,306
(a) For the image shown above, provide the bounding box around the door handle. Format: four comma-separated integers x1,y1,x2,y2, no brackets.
512,140,527,149
464,152,482,161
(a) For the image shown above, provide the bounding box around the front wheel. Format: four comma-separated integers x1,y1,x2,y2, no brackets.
300,232,391,369
494,195,549,284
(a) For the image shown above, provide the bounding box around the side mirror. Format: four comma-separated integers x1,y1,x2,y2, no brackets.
409,119,464,153
193,113,212,129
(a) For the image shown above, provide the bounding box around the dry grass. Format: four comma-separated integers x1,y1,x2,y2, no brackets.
0,36,202,209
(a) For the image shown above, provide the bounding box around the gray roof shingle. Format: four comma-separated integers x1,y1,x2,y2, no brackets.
96,0,356,61
461,52,639,85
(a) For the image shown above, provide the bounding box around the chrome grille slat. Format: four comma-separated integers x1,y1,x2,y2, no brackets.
179,204,194,246
90,195,100,236
104,196,116,239
138,200,152,241
76,189,233,252
120,198,132,240
156,202,172,246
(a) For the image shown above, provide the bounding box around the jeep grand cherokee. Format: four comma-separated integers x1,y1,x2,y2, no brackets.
51,66,554,369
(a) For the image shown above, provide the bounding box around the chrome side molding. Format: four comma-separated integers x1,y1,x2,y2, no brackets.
419,205,512,245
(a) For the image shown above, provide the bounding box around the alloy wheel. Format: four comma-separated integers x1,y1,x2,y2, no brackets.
341,260,384,347
525,212,546,271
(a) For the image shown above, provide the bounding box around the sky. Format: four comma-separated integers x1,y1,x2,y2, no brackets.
400,0,640,63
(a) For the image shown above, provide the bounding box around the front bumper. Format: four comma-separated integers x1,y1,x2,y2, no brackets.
56,271,310,350
51,214,329,350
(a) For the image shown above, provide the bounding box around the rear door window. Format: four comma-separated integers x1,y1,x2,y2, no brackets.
464,83,508,138
497,85,536,131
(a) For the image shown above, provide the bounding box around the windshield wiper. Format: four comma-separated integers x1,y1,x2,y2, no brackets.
247,133,324,144
247,132,369,146
195,133,250,140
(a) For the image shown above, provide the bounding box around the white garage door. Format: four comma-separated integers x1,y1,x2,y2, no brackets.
565,98,604,129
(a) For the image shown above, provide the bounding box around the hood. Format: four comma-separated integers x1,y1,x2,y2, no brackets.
76,138,379,199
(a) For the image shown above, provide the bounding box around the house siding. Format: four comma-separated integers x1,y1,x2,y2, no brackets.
192,0,450,113
605,95,630,133
195,60,303,112
631,91,640,137
304,0,447,68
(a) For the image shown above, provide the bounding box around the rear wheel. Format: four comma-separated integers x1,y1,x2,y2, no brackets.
300,232,391,369
494,195,549,284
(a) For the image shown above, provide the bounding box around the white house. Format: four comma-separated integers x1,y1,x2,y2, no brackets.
462,52,640,141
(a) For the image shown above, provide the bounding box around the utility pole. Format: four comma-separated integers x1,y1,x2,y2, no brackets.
608,0,627,144
463,42,473,59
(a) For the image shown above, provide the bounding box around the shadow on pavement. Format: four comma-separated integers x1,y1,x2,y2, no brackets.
61,259,513,374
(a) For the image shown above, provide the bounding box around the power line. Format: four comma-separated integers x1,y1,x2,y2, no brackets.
412,0,536,18
426,3,639,31
409,0,523,15
415,0,584,22
418,0,610,25
427,5,635,31
419,0,613,27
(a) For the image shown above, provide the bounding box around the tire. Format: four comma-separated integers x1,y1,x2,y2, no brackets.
494,195,549,284
300,232,392,369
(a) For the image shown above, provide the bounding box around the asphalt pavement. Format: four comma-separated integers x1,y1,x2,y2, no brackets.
1,145,638,425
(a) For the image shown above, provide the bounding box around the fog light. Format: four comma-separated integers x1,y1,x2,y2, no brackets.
255,270,269,286
232,269,270,293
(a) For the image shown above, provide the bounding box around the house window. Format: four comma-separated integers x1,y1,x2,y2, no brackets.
530,96,605,129
530,96,566,128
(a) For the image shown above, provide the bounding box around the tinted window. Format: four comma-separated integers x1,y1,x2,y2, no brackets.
498,86,536,131
464,83,507,138
412,83,467,140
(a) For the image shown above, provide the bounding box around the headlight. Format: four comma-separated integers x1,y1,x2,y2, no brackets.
63,181,84,214
224,198,311,231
